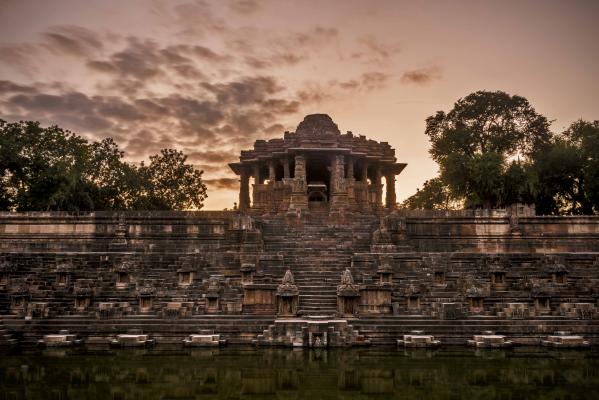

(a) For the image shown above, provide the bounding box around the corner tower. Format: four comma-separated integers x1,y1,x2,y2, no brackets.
229,114,407,213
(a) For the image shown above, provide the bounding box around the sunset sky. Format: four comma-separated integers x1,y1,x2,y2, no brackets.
1,0,598,209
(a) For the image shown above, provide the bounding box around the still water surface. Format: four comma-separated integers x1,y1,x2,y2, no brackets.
1,347,598,399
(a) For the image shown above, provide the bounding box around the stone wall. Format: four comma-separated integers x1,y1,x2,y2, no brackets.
0,210,598,346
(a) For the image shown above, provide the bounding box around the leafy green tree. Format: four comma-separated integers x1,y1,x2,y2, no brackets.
132,149,207,210
424,90,552,209
0,120,208,211
400,177,460,210
534,120,599,215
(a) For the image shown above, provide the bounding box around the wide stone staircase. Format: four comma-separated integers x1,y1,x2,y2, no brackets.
259,212,379,316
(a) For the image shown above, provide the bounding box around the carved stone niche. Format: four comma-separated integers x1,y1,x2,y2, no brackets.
54,261,73,288
276,269,299,317
530,280,553,314
137,283,156,313
549,259,568,285
371,216,397,252
404,283,422,312
10,284,30,315
113,260,137,290
422,254,448,288
337,268,361,317
0,260,14,288
465,286,486,314
177,256,198,287
205,276,221,314
488,257,507,288
73,281,93,313
240,263,256,285
377,262,393,285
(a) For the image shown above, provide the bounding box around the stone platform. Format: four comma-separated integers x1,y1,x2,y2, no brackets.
0,209,598,347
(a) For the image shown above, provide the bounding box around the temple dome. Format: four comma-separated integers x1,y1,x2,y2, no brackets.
295,114,340,135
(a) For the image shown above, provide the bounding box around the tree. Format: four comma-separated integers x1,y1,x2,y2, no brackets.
424,90,552,209
534,120,599,215
0,120,208,211
400,177,460,210
133,149,207,210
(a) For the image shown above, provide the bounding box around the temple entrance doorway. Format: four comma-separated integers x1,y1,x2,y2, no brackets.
306,156,331,210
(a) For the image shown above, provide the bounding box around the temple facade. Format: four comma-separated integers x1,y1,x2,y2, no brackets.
229,114,406,213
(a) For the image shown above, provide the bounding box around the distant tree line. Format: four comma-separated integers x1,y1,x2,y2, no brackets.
0,120,207,211
401,91,599,215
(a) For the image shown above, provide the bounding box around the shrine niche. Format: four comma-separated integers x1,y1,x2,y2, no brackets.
276,269,299,317
404,283,422,312
113,259,138,290
376,261,393,285
487,257,507,288
337,268,361,317
530,279,553,314
205,276,221,314
176,256,198,287
549,258,568,285
423,255,448,288
54,261,73,288
10,283,30,315
240,263,256,285
0,259,14,288
137,283,155,313
73,281,93,312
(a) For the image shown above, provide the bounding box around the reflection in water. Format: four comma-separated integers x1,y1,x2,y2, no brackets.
0,347,598,399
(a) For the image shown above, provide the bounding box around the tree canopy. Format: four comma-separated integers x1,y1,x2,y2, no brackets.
402,91,598,215
0,120,207,211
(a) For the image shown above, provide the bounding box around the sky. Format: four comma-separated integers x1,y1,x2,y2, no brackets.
0,0,598,210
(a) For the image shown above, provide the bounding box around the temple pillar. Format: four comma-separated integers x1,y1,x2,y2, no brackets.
330,154,348,212
385,172,396,209
346,158,355,208
347,158,354,180
361,163,369,183
288,155,308,212
239,168,250,211
374,164,383,208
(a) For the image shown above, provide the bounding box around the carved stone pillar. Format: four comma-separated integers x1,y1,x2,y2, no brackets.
252,163,261,184
385,173,396,209
374,165,383,208
361,163,369,182
239,169,250,211
294,155,306,181
347,158,354,180
288,155,308,212
330,154,348,212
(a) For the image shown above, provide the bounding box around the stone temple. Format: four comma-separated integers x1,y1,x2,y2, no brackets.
0,114,598,348
229,114,406,213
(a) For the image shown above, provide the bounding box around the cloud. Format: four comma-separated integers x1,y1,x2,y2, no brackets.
0,44,40,75
0,72,303,165
400,66,442,85
201,76,281,105
86,39,231,89
204,177,239,190
228,0,262,15
42,25,103,57
350,36,401,65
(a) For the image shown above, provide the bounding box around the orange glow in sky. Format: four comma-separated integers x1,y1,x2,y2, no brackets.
1,0,598,209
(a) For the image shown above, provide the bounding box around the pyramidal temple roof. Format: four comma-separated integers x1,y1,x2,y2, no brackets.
295,114,340,135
